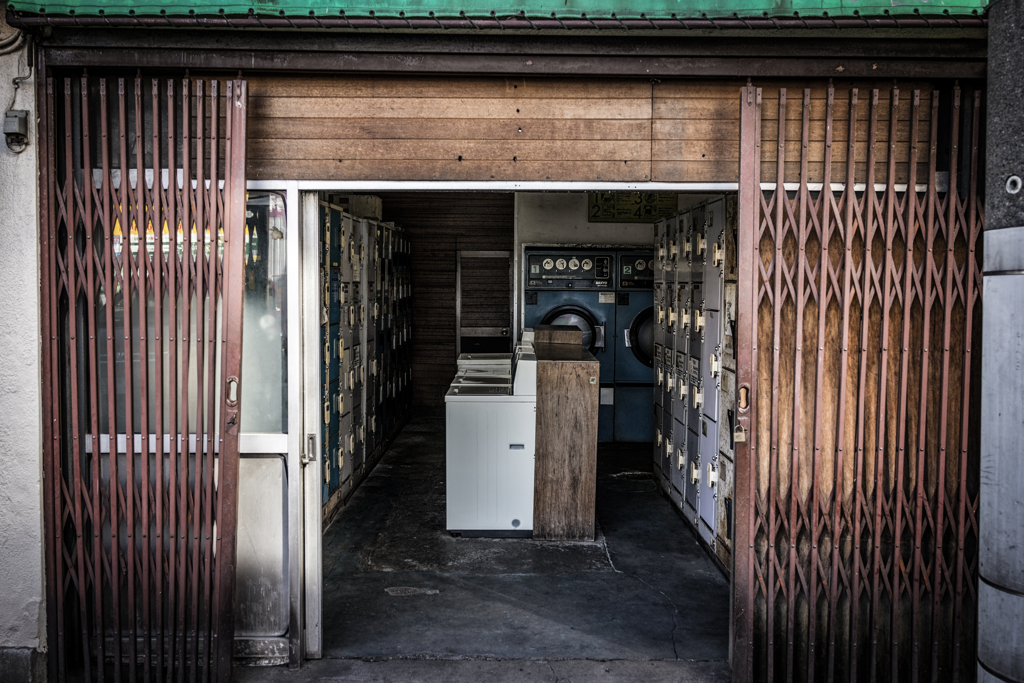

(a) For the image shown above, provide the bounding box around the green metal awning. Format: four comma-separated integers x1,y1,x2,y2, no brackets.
4,0,990,18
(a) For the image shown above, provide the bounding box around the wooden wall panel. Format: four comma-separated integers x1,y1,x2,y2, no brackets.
245,75,656,182
243,75,941,185
376,192,514,408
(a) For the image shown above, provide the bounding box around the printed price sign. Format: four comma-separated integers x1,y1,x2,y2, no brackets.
587,192,678,223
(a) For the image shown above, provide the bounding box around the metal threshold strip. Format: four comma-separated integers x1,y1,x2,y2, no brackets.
6,10,987,30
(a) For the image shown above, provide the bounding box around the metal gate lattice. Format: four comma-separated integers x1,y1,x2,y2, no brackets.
40,73,248,683
735,83,982,683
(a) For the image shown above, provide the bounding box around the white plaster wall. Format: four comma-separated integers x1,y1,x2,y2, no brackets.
0,16,45,652
516,192,656,248
512,192,713,339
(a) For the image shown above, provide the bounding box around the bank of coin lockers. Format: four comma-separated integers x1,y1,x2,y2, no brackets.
319,201,414,519
653,196,737,572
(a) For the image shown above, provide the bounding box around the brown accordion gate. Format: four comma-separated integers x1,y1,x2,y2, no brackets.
39,73,249,683
733,83,983,683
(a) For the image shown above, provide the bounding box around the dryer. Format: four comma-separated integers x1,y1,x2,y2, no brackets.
523,248,616,441
613,250,655,442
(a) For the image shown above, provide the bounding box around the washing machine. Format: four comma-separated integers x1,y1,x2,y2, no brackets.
524,248,616,441
613,250,655,442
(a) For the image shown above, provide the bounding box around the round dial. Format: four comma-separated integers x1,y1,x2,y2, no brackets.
581,258,593,271
568,258,580,271
542,258,554,270
556,258,567,270
635,259,647,271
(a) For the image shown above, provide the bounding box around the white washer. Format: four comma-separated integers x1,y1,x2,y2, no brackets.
445,384,536,536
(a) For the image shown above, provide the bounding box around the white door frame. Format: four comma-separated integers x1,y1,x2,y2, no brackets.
245,180,739,661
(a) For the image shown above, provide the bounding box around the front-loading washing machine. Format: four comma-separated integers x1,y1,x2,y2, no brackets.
523,248,616,441
613,250,655,442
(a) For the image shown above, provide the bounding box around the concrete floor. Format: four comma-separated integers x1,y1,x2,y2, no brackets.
236,415,731,683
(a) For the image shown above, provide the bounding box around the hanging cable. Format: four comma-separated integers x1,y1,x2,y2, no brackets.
0,29,26,55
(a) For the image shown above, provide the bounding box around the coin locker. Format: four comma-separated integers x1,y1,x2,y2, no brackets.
320,201,414,519
652,196,737,573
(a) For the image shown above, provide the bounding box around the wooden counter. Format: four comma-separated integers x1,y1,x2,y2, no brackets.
532,341,600,541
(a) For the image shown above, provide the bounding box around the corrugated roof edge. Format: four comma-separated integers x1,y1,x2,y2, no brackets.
4,9,988,29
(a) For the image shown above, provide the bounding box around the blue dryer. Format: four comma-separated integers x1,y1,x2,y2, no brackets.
613,250,655,442
523,248,616,442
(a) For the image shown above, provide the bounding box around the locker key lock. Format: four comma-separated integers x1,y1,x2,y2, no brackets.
712,242,724,267
677,378,686,400
706,463,719,487
684,241,692,257
676,450,685,470
666,439,673,457
668,307,676,328
695,310,706,332
690,460,701,485
681,307,691,327
697,235,707,255
692,385,704,410
709,353,720,378
657,428,663,447
669,240,678,261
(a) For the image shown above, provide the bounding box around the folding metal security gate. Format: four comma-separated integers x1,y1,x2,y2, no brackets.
733,83,983,683
40,73,249,683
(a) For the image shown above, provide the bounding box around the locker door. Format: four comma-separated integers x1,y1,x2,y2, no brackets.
689,285,704,361
690,204,706,282
698,418,719,544
684,428,700,514
670,418,687,497
687,355,703,435
661,409,674,479
703,198,726,311
701,308,723,423
672,351,689,424
676,284,691,358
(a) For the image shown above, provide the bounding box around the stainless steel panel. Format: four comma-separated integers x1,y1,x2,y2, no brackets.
235,456,289,638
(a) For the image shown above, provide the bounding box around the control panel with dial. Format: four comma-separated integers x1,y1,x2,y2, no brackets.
617,252,655,289
525,250,614,289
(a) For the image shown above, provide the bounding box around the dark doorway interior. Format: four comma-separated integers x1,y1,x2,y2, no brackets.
319,415,730,661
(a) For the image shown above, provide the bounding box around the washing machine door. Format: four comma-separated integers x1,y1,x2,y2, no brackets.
541,305,603,354
627,306,655,367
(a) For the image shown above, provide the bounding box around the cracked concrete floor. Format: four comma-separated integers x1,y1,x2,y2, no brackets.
235,415,730,683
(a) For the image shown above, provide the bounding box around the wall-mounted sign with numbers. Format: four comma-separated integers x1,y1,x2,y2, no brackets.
587,192,678,223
